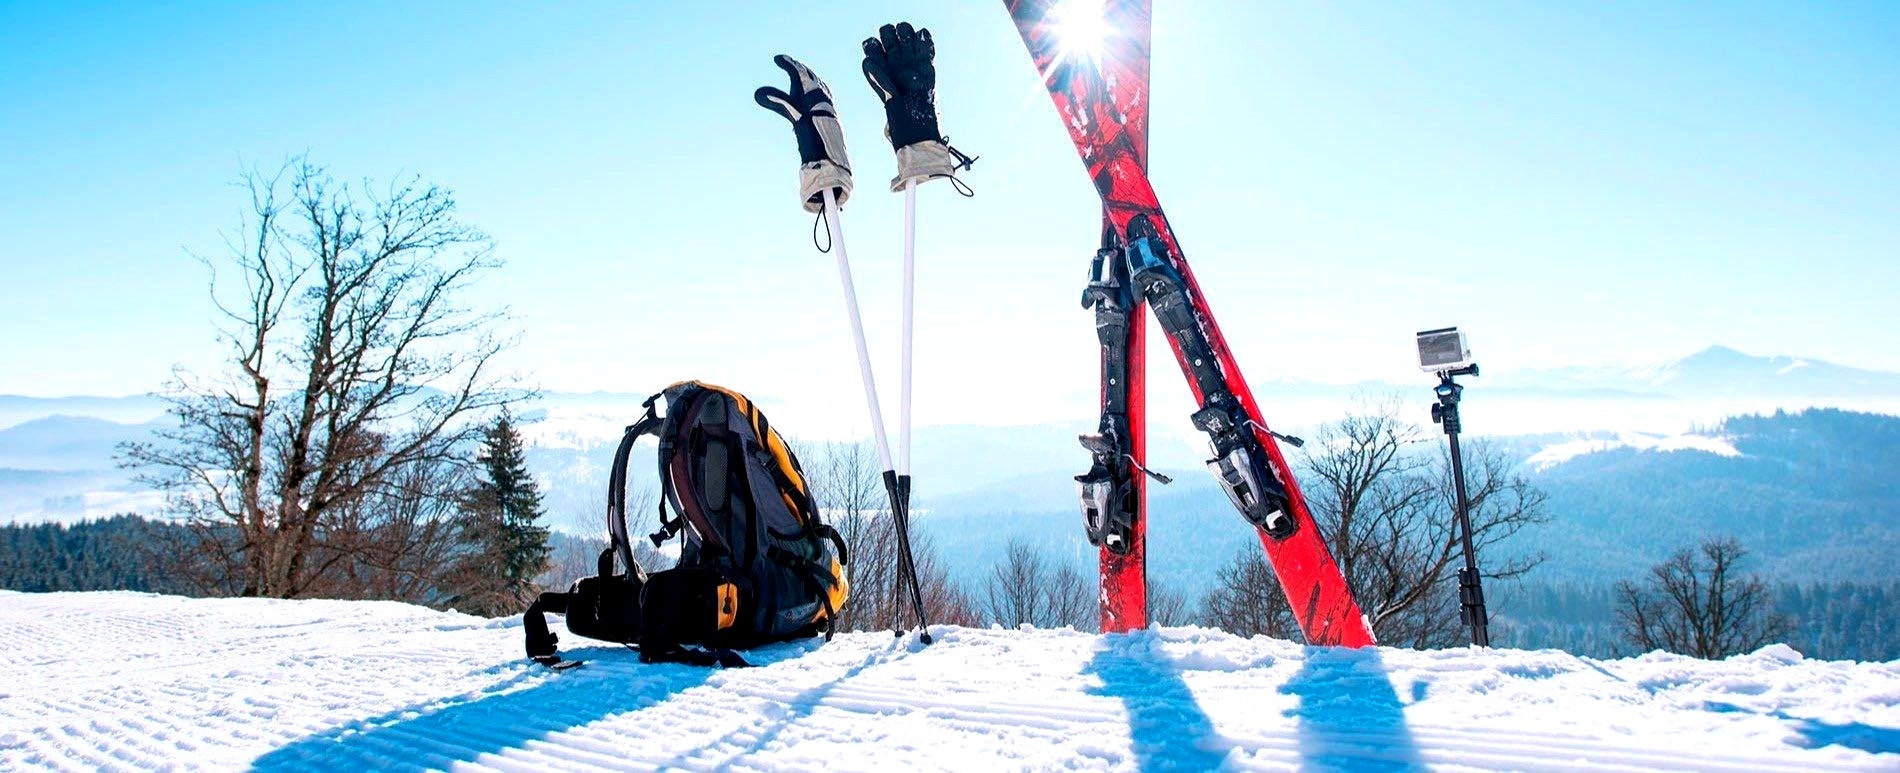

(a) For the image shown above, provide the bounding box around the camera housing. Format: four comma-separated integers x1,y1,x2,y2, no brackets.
1416,327,1475,373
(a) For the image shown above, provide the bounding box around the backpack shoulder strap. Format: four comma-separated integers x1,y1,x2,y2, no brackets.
648,383,709,549
607,392,666,577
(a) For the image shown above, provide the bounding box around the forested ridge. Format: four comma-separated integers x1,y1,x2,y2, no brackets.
0,515,194,595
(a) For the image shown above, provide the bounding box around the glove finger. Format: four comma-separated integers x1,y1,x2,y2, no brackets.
879,23,900,52
894,21,917,47
918,27,934,59
862,35,884,59
862,57,895,101
754,86,801,121
773,54,801,85
774,54,823,93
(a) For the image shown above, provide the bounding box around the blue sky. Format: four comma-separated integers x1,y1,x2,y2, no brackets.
2,1,1896,430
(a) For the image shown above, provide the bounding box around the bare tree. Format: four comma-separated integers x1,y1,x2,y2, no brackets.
986,539,1049,627
537,486,665,590
539,534,609,591
1616,537,1792,658
908,528,983,629
981,538,1094,630
806,441,896,631
796,440,975,631
1045,561,1097,630
1197,547,1298,639
122,159,523,602
1148,578,1194,627
1300,400,1549,647
321,454,471,601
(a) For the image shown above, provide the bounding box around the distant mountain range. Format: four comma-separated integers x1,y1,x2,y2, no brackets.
0,395,167,432
913,408,1900,593
0,415,164,471
1484,345,1900,399
2,346,1897,593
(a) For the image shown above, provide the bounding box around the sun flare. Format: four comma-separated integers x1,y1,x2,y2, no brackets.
1048,0,1114,67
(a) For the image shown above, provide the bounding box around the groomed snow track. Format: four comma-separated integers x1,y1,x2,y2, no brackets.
1,591,1894,771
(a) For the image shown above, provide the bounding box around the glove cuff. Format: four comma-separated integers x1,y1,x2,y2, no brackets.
891,141,959,191
801,160,854,213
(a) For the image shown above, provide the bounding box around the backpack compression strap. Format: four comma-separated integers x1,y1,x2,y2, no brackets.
768,544,844,641
524,590,568,662
640,643,751,668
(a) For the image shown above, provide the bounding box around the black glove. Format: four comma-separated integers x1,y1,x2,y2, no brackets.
863,22,971,191
862,22,941,150
756,55,853,213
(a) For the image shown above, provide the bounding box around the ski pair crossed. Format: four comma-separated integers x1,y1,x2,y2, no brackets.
755,23,973,644
1003,0,1374,645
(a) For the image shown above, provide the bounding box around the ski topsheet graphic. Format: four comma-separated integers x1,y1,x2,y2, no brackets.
1005,0,1375,646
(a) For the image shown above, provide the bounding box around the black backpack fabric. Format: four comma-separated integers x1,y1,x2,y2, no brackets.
523,381,849,667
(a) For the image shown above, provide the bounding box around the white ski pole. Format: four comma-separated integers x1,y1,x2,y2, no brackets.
899,179,917,479
756,53,931,641
824,187,935,644
820,187,897,476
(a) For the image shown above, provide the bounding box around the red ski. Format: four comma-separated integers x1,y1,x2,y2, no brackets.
1006,0,1375,646
1083,0,1152,635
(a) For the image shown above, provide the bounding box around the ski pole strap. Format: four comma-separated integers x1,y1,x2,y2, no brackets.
944,140,978,172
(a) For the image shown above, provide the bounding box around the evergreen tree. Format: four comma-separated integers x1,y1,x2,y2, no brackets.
448,413,550,616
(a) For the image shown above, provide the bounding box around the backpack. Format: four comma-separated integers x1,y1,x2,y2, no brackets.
523,381,849,667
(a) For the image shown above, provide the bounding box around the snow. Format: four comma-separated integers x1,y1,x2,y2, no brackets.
517,407,631,452
1528,431,1743,470
2,592,1896,771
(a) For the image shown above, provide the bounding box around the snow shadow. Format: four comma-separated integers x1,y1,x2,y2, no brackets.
1280,647,1423,770
1790,717,1900,755
1085,637,1228,770
250,646,715,771
1705,700,1900,756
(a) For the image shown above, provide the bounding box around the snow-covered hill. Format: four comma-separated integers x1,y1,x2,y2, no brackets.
1490,346,1900,400
2,592,1894,771
1525,430,1742,470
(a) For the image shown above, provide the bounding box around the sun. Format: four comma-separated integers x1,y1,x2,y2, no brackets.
1048,0,1114,67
